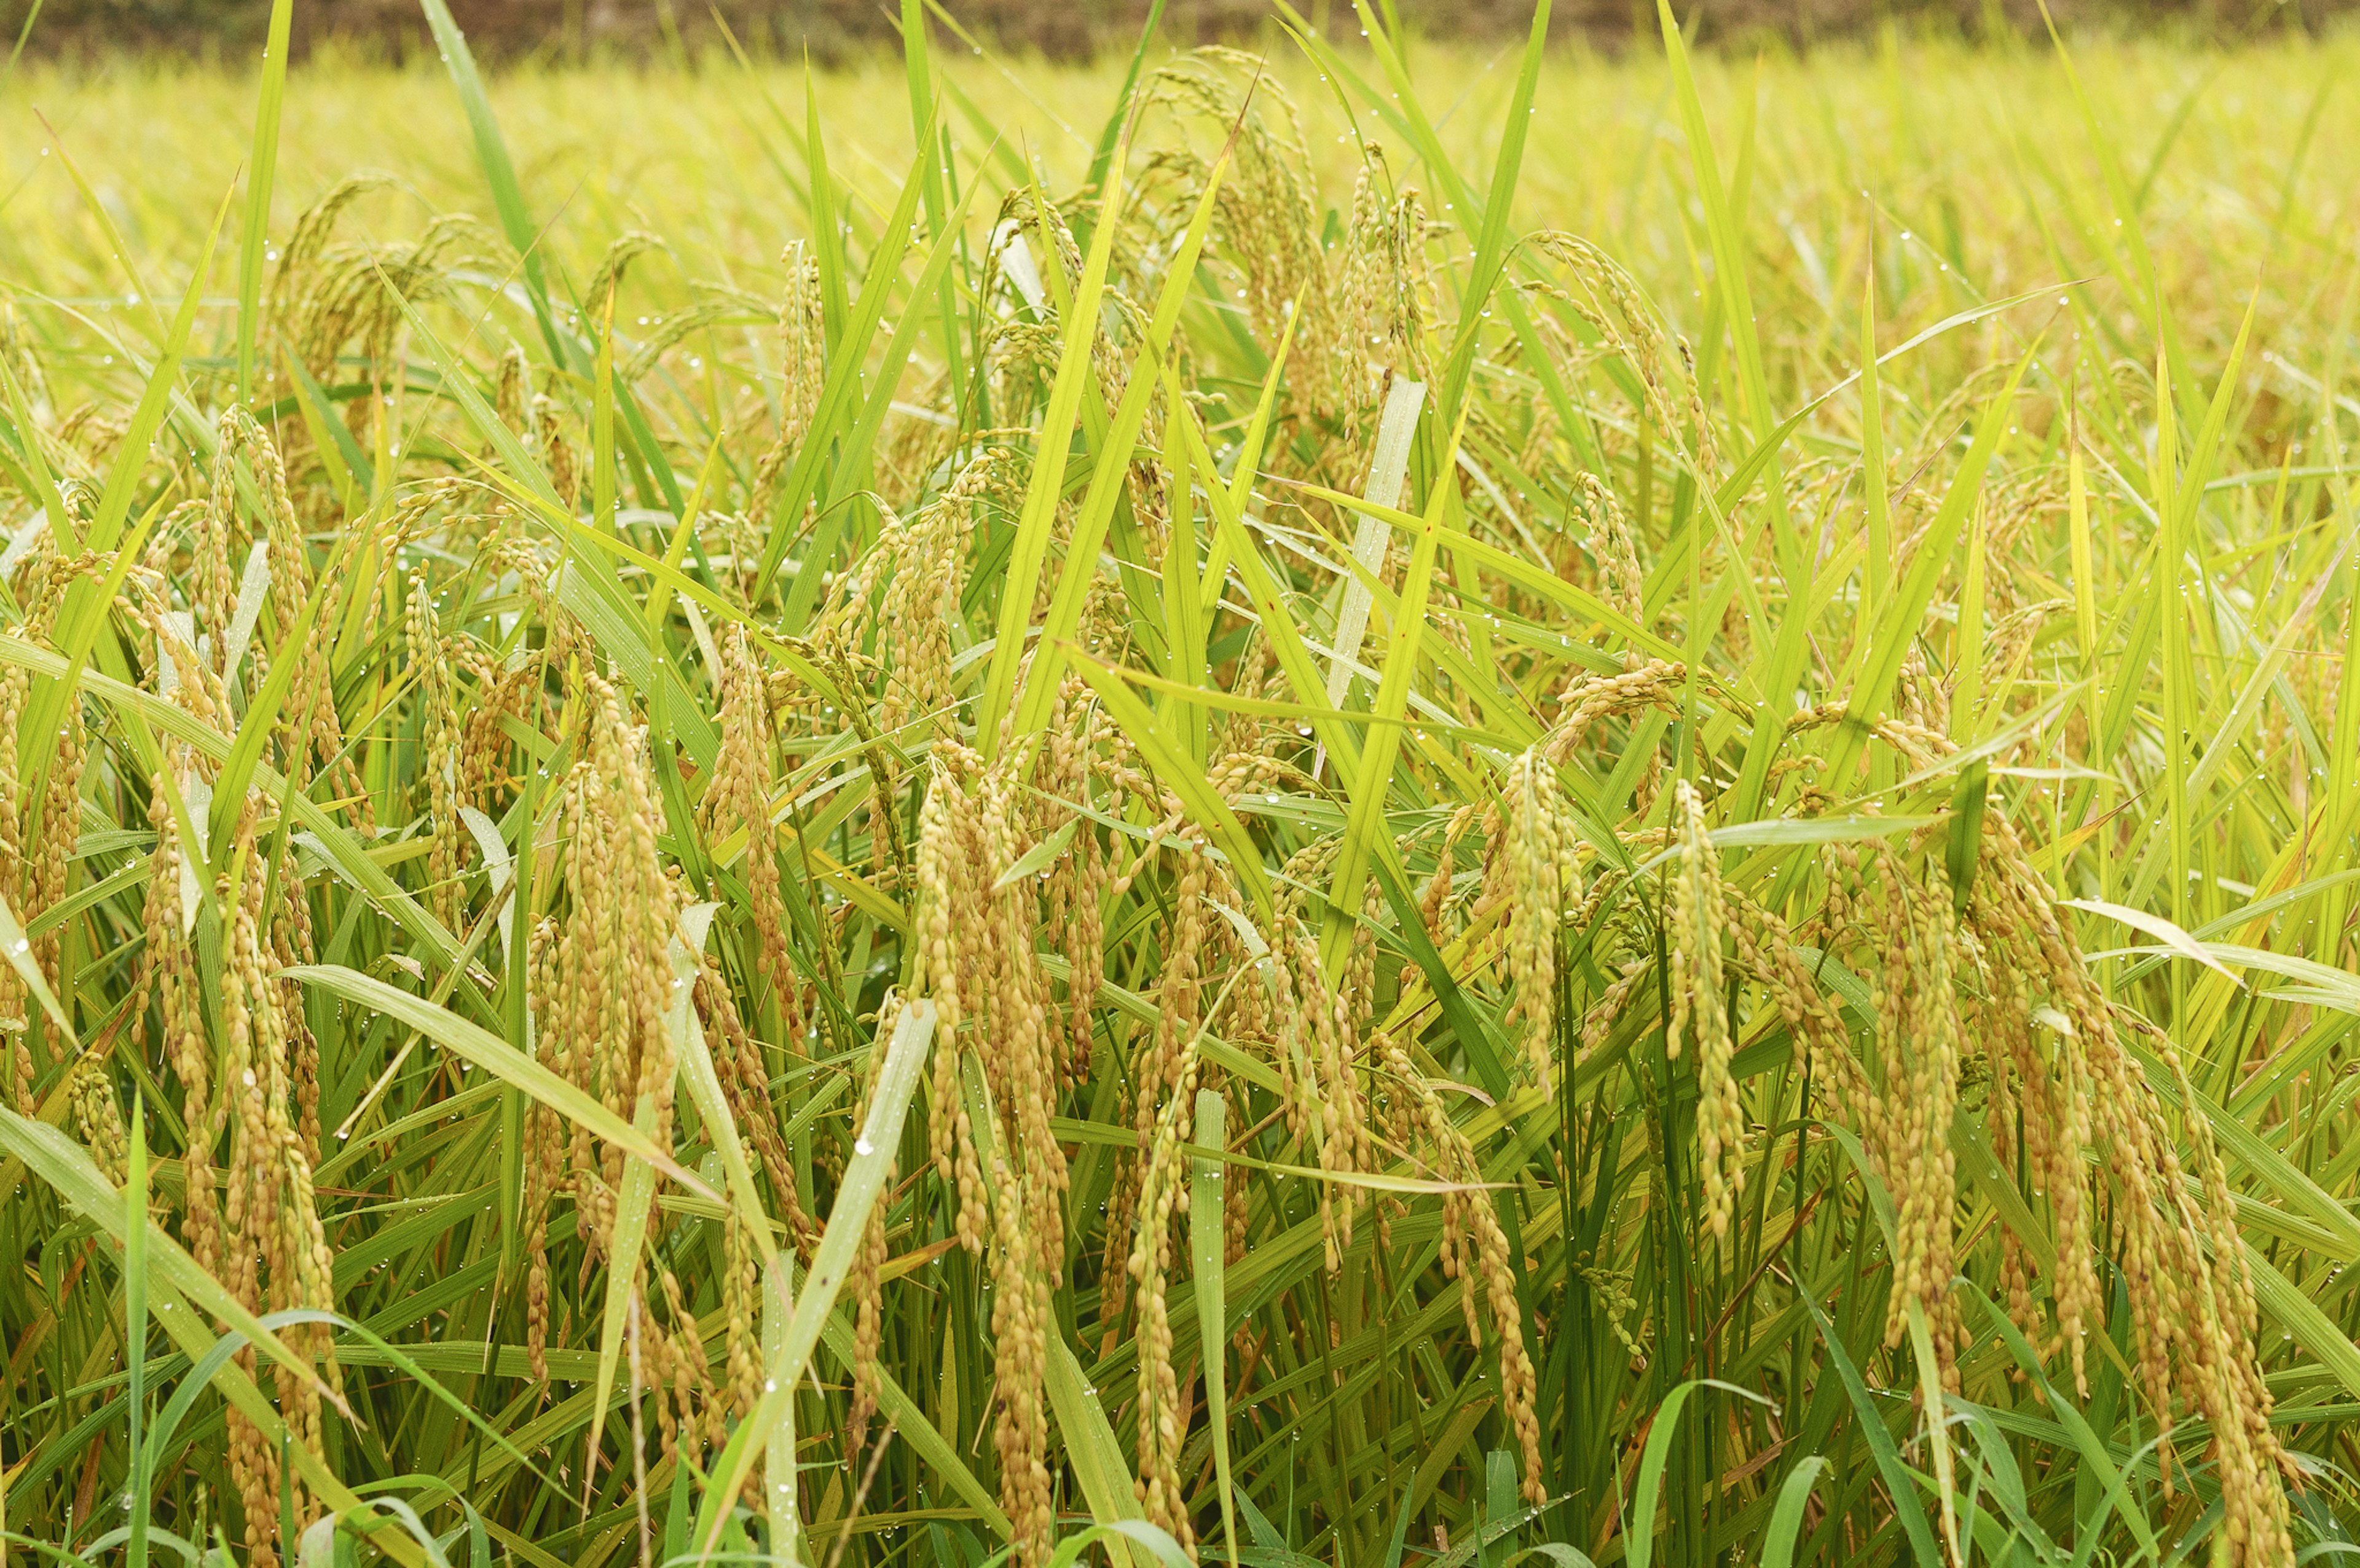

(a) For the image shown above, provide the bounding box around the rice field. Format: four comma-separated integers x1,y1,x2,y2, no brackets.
1,4,2358,1564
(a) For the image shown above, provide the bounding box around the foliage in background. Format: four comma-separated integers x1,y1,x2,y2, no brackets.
3,0,2356,66
1,1,2358,1565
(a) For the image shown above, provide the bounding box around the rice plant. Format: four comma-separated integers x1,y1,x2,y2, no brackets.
1,3,2357,1565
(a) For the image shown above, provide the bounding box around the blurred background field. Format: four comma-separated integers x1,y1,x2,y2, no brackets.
2,27,2351,388
3,0,2358,60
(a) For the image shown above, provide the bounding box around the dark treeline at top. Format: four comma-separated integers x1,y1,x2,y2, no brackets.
6,0,2351,62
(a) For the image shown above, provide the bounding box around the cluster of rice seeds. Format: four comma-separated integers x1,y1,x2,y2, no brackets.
524,673,684,1390
1117,852,1374,1542
535,391,584,515
718,1206,763,1408
978,189,1085,421
1778,710,2293,1558
130,584,229,1267
1096,833,1211,1352
750,241,826,503
221,410,369,818
1547,678,2292,1558
0,545,94,1062
455,602,549,817
1666,782,1744,1242
1962,810,2290,1558
1486,745,1585,1087
1862,842,1964,1356
907,743,1074,1564
844,1150,894,1468
407,573,464,929
272,182,480,394
1527,231,1718,482
1576,474,1648,630
215,804,340,1568
703,624,794,1004
1332,149,1435,404
1037,677,1112,1084
1414,801,1483,960
691,624,820,1241
697,946,816,1250
65,1051,129,1182
1250,893,1373,1269
1133,50,1431,435
0,614,36,1110
0,544,61,1108
604,1241,715,1477
1377,1029,1544,1502
1540,658,1690,768
1120,974,1215,1550
76,428,352,1563
1724,879,1870,1121
872,451,1012,739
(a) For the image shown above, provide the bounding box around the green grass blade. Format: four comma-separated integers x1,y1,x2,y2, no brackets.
975,138,1132,750
284,965,704,1191
1045,1333,1153,1562
773,152,975,629
761,1257,803,1562
1903,1302,1961,1564
0,356,71,552
755,133,940,614
1080,0,1165,208
1858,238,1889,631
1624,1380,1771,1568
234,0,294,405
1324,377,1426,713
1433,0,1551,417
1964,1285,2160,1559
693,1000,938,1553
416,0,566,362
1009,142,1229,742
1761,1456,1827,1568
1192,1088,1238,1568
803,62,851,350
31,112,162,342
899,0,967,419
1806,1302,1944,1567
1319,410,1465,978
89,195,227,559
1823,339,2040,794
208,570,332,855
1069,649,1272,919
126,1099,149,1568
1656,1,1782,523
